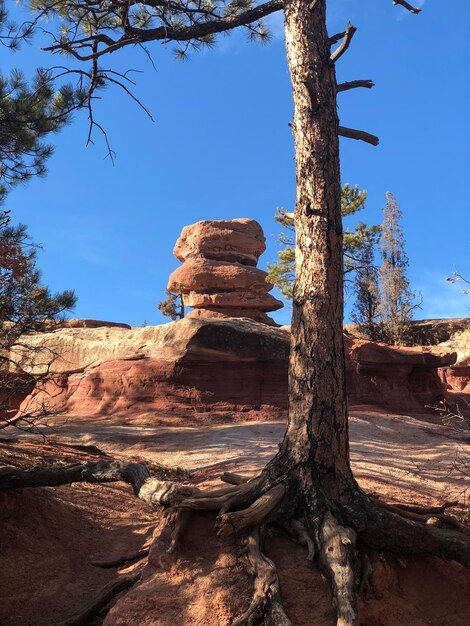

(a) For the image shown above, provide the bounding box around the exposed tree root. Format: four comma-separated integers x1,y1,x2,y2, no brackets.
232,526,292,626
373,497,469,532
319,512,357,626
393,500,458,515
284,518,315,560
58,566,143,626
2,458,470,626
217,484,286,537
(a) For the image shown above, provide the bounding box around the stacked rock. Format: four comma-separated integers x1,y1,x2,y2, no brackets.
167,218,283,325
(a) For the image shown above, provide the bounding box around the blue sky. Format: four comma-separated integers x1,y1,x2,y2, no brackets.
3,0,469,327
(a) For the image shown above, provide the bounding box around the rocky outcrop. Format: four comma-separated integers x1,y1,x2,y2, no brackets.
16,318,290,420
434,326,470,397
167,219,283,325
345,333,457,412
9,318,462,421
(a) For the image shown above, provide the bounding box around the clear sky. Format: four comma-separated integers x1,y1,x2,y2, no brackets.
3,0,470,327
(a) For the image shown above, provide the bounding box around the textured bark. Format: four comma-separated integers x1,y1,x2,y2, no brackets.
271,0,356,502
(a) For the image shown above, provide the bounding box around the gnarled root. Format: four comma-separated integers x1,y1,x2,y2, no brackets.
372,497,467,531
232,526,292,626
3,458,470,626
320,512,358,626
91,548,150,568
218,484,286,537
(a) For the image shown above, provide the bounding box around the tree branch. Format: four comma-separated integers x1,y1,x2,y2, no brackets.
329,31,346,46
42,0,285,62
338,126,379,146
330,21,357,63
337,80,375,93
392,0,422,14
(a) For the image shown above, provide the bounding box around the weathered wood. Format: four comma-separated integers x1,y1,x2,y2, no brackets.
218,484,285,537
232,527,292,626
320,512,357,626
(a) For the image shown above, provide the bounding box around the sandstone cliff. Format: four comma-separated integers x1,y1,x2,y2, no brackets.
4,317,464,421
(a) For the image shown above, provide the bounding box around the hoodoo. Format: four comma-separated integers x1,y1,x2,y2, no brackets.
168,218,283,325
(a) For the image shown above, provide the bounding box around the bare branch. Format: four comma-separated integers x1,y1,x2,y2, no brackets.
338,126,379,146
329,31,346,46
330,21,357,63
393,0,422,14
337,80,375,93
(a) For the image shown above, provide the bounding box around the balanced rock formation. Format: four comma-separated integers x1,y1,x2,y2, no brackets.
167,218,283,325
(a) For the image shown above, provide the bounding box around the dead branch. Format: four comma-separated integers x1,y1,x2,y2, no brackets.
337,80,375,93
330,22,357,63
392,0,422,14
338,126,379,146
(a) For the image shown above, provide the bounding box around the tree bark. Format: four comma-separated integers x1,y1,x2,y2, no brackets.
273,0,356,502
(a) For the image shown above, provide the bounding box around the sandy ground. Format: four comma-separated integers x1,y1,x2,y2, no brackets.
14,407,469,503
1,407,469,626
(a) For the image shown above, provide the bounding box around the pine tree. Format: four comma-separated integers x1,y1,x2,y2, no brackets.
0,69,86,203
351,223,381,339
0,210,76,429
266,184,379,300
0,3,86,203
377,192,415,345
157,289,185,320
3,4,467,624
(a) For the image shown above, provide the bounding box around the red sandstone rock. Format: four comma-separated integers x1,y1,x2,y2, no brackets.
168,257,272,295
60,318,131,329
186,307,278,325
168,218,282,325
13,318,463,421
184,290,283,312
174,218,266,266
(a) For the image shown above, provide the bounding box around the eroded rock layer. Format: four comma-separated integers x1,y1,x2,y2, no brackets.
167,218,283,325
6,318,465,421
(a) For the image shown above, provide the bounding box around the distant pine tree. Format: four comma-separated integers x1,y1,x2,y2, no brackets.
377,192,416,345
0,210,76,429
350,223,380,340
267,184,380,300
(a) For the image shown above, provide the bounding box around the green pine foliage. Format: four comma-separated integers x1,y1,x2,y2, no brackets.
267,184,380,301
0,68,86,202
0,211,76,429
0,2,87,202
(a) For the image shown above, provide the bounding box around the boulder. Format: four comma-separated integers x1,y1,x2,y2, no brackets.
168,258,272,295
173,218,266,266
186,308,279,325
184,290,283,312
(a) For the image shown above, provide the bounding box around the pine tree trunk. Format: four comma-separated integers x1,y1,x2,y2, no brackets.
275,0,356,499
